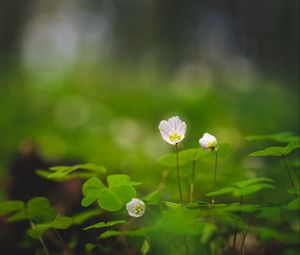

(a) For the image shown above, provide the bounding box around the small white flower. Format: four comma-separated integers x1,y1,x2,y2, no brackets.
126,198,146,218
199,133,217,151
158,116,186,145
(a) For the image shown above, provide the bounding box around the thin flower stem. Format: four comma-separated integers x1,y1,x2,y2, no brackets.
212,150,218,204
30,221,50,255
53,229,69,255
240,224,250,254
232,195,243,250
175,143,184,206
189,159,196,203
282,155,297,192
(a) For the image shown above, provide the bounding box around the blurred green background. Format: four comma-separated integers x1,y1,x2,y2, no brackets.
0,0,299,202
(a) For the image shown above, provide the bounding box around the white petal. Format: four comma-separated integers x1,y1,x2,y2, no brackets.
159,120,172,144
199,132,217,150
176,121,186,137
126,198,146,218
168,116,181,131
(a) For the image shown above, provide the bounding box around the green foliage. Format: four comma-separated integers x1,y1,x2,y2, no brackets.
27,197,57,223
150,208,213,237
287,198,299,210
28,216,72,239
83,220,126,230
37,163,106,181
72,209,102,225
81,175,139,212
158,143,233,167
0,201,25,215
0,197,72,240
253,227,299,244
141,237,150,255
249,139,300,156
143,190,161,205
246,132,298,142
206,178,276,197
287,187,300,195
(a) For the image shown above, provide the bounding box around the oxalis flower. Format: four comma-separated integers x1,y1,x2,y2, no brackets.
126,198,146,218
159,116,186,145
199,133,217,151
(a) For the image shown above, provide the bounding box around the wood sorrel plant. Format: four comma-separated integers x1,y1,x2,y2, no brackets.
0,122,299,255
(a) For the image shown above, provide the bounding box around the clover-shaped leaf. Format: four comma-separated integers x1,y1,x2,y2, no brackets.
249,139,300,157
83,220,126,230
158,143,233,167
246,132,298,142
81,175,139,212
28,216,72,239
37,163,106,181
207,178,276,198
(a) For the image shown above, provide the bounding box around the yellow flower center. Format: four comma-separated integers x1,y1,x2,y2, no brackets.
134,203,144,214
169,132,182,142
207,141,217,150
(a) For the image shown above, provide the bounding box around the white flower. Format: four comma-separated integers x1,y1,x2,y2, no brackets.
126,198,146,218
199,133,217,151
159,116,186,145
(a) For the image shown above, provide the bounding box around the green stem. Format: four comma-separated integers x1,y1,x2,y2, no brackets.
175,143,184,206
212,150,218,204
282,155,296,191
232,195,243,250
53,229,68,255
240,224,250,254
30,221,50,255
189,159,196,203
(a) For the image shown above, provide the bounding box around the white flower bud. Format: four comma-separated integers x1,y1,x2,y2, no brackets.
126,198,146,218
199,133,217,151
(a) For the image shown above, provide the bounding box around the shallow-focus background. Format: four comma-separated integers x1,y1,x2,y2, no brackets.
0,1,299,253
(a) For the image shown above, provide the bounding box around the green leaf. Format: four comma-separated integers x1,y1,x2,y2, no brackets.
206,187,236,197
99,230,124,238
221,203,260,213
52,216,72,229
49,166,73,171
234,184,276,196
0,201,25,215
83,220,126,230
98,185,136,211
158,144,233,167
72,209,102,225
28,223,52,239
287,198,300,210
81,178,106,207
107,174,141,186
246,132,298,142
249,139,299,157
232,178,274,189
8,210,28,222
81,175,138,212
207,178,276,198
287,187,300,195
46,164,106,179
163,201,182,209
85,243,97,253
76,163,106,174
28,216,72,239
158,148,199,167
143,190,161,205
141,237,150,255
27,197,56,223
